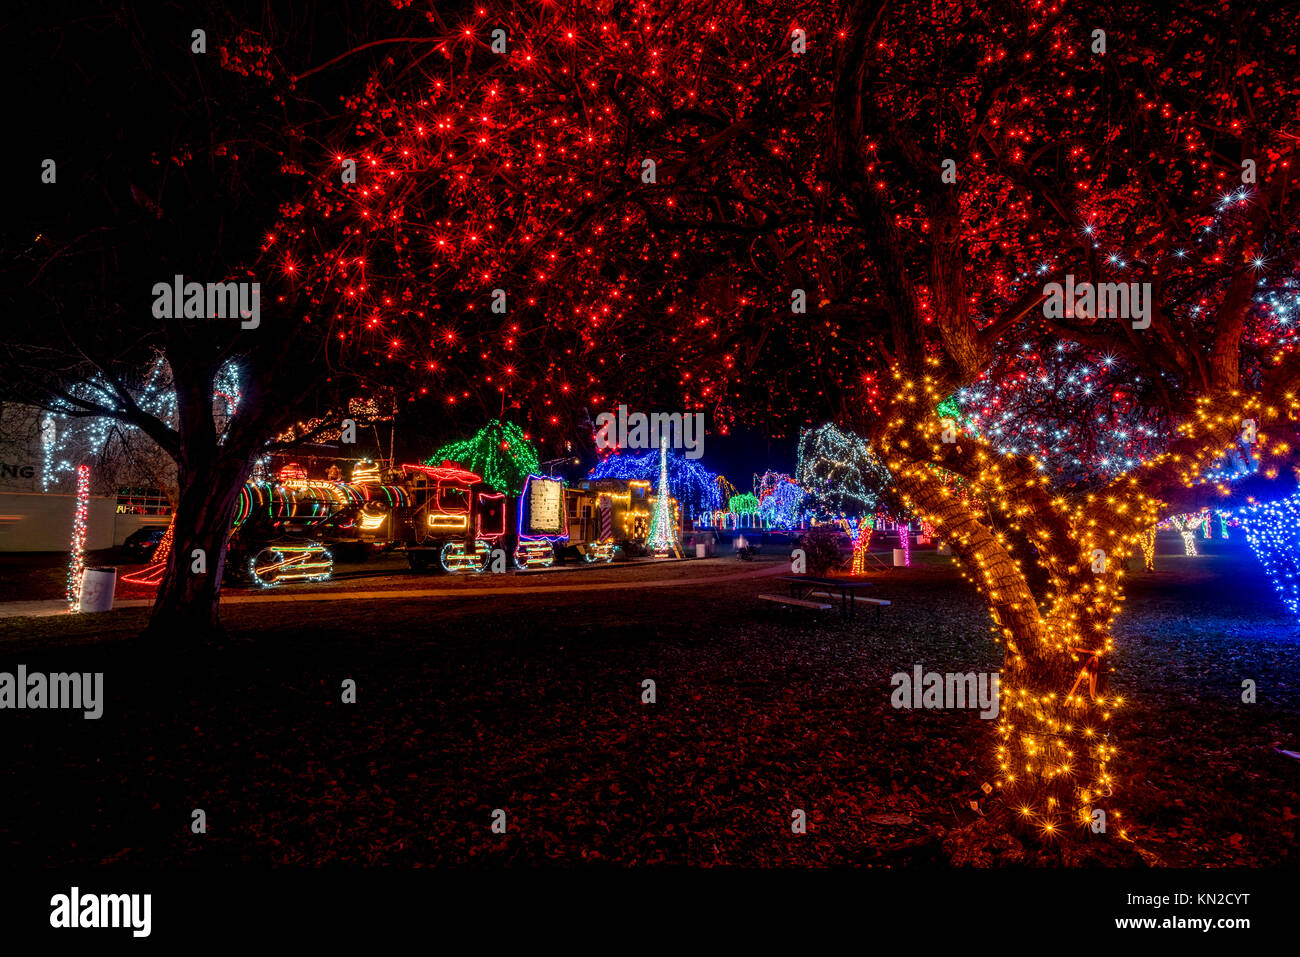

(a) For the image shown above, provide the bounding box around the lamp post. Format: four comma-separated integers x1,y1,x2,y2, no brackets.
541,456,580,477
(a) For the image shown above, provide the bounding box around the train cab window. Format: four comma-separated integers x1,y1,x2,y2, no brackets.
477,493,506,536
437,485,470,512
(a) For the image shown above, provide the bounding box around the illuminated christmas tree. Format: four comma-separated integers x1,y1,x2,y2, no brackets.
427,420,539,495
647,437,679,556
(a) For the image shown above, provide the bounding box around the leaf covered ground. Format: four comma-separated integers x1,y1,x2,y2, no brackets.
0,537,1296,867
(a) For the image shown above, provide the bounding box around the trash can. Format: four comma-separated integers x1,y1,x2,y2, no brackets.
696,543,707,559
79,566,117,613
892,548,907,567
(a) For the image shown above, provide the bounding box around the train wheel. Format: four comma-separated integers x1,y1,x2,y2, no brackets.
440,541,491,574
408,550,432,573
249,543,333,587
249,547,285,586
514,541,554,570
438,542,460,573
302,546,334,582
584,542,616,564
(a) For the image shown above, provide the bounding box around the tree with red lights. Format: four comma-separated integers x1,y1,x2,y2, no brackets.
320,0,1300,845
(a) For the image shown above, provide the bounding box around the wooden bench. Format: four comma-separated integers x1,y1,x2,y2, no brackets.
808,591,892,623
758,593,832,611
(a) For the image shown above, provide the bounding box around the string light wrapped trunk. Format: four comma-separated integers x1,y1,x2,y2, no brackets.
66,464,91,612
877,369,1298,844
837,515,874,575
1140,528,1156,571
1169,514,1200,556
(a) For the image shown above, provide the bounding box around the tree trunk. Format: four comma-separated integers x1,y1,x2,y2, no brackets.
889,457,1122,842
996,605,1118,841
142,451,251,644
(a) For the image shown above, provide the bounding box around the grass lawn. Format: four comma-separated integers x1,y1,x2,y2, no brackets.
1,538,1297,866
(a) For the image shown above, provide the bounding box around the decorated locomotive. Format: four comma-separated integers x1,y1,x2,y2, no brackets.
119,457,679,588
224,460,622,583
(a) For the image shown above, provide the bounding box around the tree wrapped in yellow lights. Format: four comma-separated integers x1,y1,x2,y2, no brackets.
809,0,1300,852
1139,528,1156,571
877,367,1300,843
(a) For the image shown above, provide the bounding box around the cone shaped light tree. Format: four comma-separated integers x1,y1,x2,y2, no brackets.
647,436,679,555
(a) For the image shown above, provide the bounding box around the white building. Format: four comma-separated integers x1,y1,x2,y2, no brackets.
0,402,173,552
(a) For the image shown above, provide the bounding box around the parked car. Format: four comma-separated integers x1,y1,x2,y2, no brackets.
122,526,167,560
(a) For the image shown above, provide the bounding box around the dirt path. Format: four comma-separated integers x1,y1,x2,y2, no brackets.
0,562,789,618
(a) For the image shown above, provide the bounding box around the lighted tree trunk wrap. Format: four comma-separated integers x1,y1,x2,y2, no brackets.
883,449,1120,836
837,516,873,575
874,370,1300,840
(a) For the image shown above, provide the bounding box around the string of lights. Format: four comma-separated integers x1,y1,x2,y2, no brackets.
646,439,678,555
65,465,90,611
795,424,892,518
1235,494,1300,622
589,446,721,518
427,420,540,496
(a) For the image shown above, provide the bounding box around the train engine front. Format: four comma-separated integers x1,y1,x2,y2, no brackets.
229,462,411,586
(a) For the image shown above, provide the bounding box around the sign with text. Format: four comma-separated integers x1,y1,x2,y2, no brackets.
527,477,564,535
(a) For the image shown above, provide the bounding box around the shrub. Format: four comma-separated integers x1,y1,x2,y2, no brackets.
798,525,842,575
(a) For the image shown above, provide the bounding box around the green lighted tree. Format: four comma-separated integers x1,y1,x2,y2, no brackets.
426,420,540,495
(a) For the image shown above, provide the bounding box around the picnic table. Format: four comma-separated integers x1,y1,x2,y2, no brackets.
769,575,887,621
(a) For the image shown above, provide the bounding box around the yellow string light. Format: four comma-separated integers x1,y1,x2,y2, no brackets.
873,366,1300,837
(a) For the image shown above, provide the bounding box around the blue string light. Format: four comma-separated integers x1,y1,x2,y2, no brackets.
1235,494,1300,622
588,447,721,517
757,477,806,528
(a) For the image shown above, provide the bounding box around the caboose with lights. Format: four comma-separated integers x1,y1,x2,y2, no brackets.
563,478,658,561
